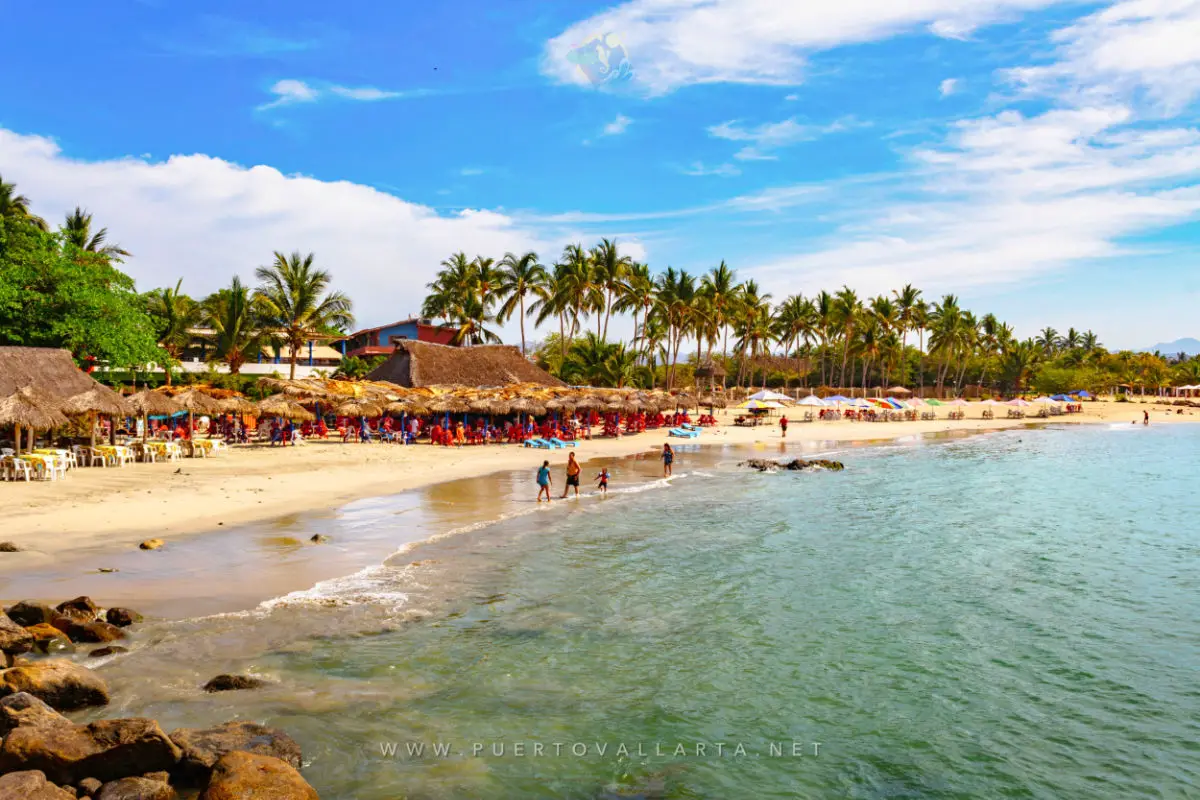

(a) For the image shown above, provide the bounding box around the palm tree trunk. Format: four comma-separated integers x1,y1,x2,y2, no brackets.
602,290,612,342
518,294,527,356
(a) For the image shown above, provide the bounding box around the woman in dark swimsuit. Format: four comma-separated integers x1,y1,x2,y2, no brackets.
662,443,674,477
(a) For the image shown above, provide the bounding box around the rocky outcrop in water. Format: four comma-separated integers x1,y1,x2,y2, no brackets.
0,659,110,710
50,617,126,645
88,647,129,659
104,610,142,629
5,602,56,627
0,543,20,553
0,717,181,784
0,770,76,799
169,722,301,785
25,625,74,655
198,752,317,800
0,615,34,660
55,598,101,623
95,775,175,800
740,458,845,472
201,674,265,693
0,693,69,736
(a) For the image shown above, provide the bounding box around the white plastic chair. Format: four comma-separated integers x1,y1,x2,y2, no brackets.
4,457,33,482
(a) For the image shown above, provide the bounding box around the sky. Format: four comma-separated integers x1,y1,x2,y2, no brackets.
2,0,1200,350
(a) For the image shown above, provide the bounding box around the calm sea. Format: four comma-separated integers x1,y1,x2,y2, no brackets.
86,424,1200,798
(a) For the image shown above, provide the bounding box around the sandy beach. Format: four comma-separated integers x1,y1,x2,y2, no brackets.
2,398,1194,576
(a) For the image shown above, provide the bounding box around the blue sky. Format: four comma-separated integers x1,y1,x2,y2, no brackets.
3,0,1199,349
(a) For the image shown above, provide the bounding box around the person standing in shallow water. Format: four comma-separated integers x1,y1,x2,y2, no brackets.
1144,410,1150,426
662,443,674,477
537,460,553,503
780,415,789,439
562,452,582,498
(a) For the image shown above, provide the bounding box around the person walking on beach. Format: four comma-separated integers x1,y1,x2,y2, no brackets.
662,443,674,477
780,415,789,439
562,452,582,498
596,467,610,495
537,460,553,502
1144,410,1150,426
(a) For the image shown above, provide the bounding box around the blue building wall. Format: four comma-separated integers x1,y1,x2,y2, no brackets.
371,322,420,346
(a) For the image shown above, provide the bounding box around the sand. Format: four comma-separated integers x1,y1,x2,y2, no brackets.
1,398,1194,575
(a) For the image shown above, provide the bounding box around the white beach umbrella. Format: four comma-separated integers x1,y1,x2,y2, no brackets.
797,395,827,407
749,390,793,402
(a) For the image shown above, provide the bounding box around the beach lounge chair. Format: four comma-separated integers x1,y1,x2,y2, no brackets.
548,437,576,448
669,427,699,438
523,438,552,449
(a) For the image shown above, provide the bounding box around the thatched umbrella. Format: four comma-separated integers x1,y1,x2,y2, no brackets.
127,390,185,442
220,396,259,414
257,395,314,421
170,389,223,446
337,399,382,418
0,387,69,454
60,385,136,448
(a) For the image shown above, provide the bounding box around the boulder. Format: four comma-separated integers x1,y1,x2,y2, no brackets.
55,598,100,624
0,542,20,552
0,770,77,800
5,601,56,627
26,624,75,654
77,778,103,797
0,692,70,736
104,609,142,628
138,540,163,551
0,614,34,656
202,675,266,693
169,722,301,785
0,659,110,710
88,647,130,659
95,777,175,800
198,752,317,800
0,717,181,785
49,617,126,645
739,458,844,472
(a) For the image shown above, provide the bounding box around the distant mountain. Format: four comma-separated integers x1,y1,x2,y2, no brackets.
1142,337,1200,356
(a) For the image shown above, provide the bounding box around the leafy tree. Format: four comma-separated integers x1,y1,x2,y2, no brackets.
145,279,201,384
496,251,547,355
0,216,161,369
254,251,354,379
335,354,386,379
61,207,130,257
0,174,48,230
203,276,273,375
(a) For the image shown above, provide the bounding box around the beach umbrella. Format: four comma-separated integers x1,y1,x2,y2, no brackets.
546,397,577,412
749,389,792,402
170,389,224,448
128,390,185,442
947,398,968,406
980,399,1001,406
887,386,913,395
0,386,69,454
1031,396,1056,404
797,395,826,407
1074,390,1092,399
925,398,944,406
884,398,904,409
61,385,136,448
219,396,259,414
338,399,383,417
1006,398,1032,407
1050,394,1071,402
825,394,851,404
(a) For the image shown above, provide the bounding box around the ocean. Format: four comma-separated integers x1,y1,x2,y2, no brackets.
81,424,1200,798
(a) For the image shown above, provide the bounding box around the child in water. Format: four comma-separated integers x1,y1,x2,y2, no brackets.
596,467,610,495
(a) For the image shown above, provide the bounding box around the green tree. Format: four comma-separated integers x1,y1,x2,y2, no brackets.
61,207,130,257
496,251,548,355
254,251,354,379
203,276,272,375
145,279,201,384
0,174,48,230
589,238,633,341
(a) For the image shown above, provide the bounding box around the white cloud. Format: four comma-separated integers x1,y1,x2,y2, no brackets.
710,116,863,159
543,0,1068,94
681,161,741,177
939,78,959,97
602,113,633,136
784,94,800,101
258,80,410,111
459,167,484,176
258,79,320,110
0,129,549,331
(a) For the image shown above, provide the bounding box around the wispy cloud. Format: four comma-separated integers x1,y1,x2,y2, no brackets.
709,115,866,160
460,168,485,177
681,161,741,177
153,16,326,58
939,78,959,97
257,79,425,111
603,113,633,136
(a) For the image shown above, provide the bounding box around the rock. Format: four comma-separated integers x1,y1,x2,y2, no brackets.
138,540,163,551
169,722,301,785
77,778,103,797
0,692,71,736
0,717,181,785
5,601,56,627
95,777,175,800
26,624,75,654
50,617,126,645
140,773,169,784
55,598,100,624
0,659,110,710
198,752,317,800
104,609,142,628
88,647,129,659
309,534,328,543
202,674,266,693
2,652,11,669
0,542,20,552
0,613,34,656
739,458,845,472
0,770,77,800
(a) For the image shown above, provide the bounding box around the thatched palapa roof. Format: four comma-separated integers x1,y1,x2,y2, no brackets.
0,346,113,407
367,341,566,388
61,385,134,416
127,390,185,416
0,386,70,429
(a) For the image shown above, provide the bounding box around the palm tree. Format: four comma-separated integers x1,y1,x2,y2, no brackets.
146,279,201,385
496,251,548,355
473,256,499,310
590,238,633,341
1036,326,1061,355
912,300,930,394
774,294,816,388
0,174,48,230
61,207,130,257
813,290,834,387
613,262,657,364
731,280,772,387
557,244,601,341
832,286,860,388
203,277,273,375
254,251,354,379
892,284,922,385
1063,327,1082,351
700,261,741,376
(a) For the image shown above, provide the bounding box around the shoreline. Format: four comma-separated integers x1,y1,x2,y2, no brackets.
2,401,1195,585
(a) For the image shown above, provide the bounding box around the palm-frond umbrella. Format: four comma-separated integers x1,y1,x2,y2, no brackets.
61,385,136,448
219,396,259,414
171,389,223,452
0,387,69,454
337,400,382,418
127,390,185,442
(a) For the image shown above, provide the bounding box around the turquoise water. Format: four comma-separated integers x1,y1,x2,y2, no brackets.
97,425,1200,798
